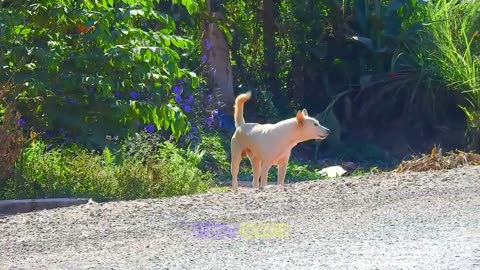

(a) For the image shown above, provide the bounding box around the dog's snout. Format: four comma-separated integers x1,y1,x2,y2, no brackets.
325,128,330,135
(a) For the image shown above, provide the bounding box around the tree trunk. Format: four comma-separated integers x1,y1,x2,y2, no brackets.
262,0,280,101
203,0,235,116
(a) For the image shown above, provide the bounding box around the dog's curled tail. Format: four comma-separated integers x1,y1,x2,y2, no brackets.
234,91,252,128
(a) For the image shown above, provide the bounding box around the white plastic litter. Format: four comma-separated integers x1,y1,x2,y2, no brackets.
319,166,347,178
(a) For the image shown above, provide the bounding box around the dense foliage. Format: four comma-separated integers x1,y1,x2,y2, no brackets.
1,134,214,200
226,0,479,151
0,0,201,148
1,0,479,200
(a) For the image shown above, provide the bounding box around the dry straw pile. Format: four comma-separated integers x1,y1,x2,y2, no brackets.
395,146,480,173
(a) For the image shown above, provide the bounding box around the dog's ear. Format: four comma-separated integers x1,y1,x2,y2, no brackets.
296,110,305,126
302,109,308,116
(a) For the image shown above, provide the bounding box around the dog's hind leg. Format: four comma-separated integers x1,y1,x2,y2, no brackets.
277,165,287,186
230,143,242,193
260,162,272,189
250,157,261,189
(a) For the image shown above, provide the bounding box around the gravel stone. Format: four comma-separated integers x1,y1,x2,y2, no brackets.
1,166,479,270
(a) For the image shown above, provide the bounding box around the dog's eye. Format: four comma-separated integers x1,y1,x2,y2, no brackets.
314,123,319,126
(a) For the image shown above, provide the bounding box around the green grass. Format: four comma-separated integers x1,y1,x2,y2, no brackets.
418,0,480,137
0,133,215,200
233,160,324,183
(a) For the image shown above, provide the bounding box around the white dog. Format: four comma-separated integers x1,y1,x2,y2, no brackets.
230,91,330,192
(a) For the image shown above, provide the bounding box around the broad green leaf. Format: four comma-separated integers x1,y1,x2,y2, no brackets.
181,0,199,14
144,49,152,62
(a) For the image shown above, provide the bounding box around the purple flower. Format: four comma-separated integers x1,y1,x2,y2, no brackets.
177,79,184,85
114,91,122,98
206,116,215,127
192,127,198,133
144,124,155,133
44,131,52,139
175,95,182,103
65,97,77,104
130,91,139,100
59,128,66,134
211,109,219,117
201,55,208,63
17,117,26,127
205,38,211,50
173,86,182,95
206,94,213,103
186,95,194,103
187,132,194,140
182,104,191,113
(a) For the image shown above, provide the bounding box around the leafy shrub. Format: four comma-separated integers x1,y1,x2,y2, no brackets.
194,132,230,177
0,0,202,148
284,162,323,182
0,136,214,200
413,0,480,148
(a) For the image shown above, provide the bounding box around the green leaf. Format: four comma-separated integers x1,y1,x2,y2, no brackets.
171,36,191,49
181,0,199,14
144,48,152,62
103,146,113,166
189,71,199,88
218,24,233,45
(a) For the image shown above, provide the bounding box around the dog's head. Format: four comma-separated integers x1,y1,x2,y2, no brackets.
296,109,330,141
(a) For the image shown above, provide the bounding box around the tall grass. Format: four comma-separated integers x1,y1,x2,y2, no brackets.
418,0,480,141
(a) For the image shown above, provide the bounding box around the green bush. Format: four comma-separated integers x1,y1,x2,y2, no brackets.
0,135,214,200
0,0,202,148
414,0,480,147
194,132,230,176
284,162,323,182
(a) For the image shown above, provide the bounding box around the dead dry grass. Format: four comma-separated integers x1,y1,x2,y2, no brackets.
395,146,480,173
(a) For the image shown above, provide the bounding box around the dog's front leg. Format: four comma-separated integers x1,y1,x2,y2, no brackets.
276,155,289,186
277,164,287,186
260,162,272,189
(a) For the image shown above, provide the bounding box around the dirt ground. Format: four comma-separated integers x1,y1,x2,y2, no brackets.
1,166,479,270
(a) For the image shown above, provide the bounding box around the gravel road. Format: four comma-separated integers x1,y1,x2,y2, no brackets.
1,166,479,270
